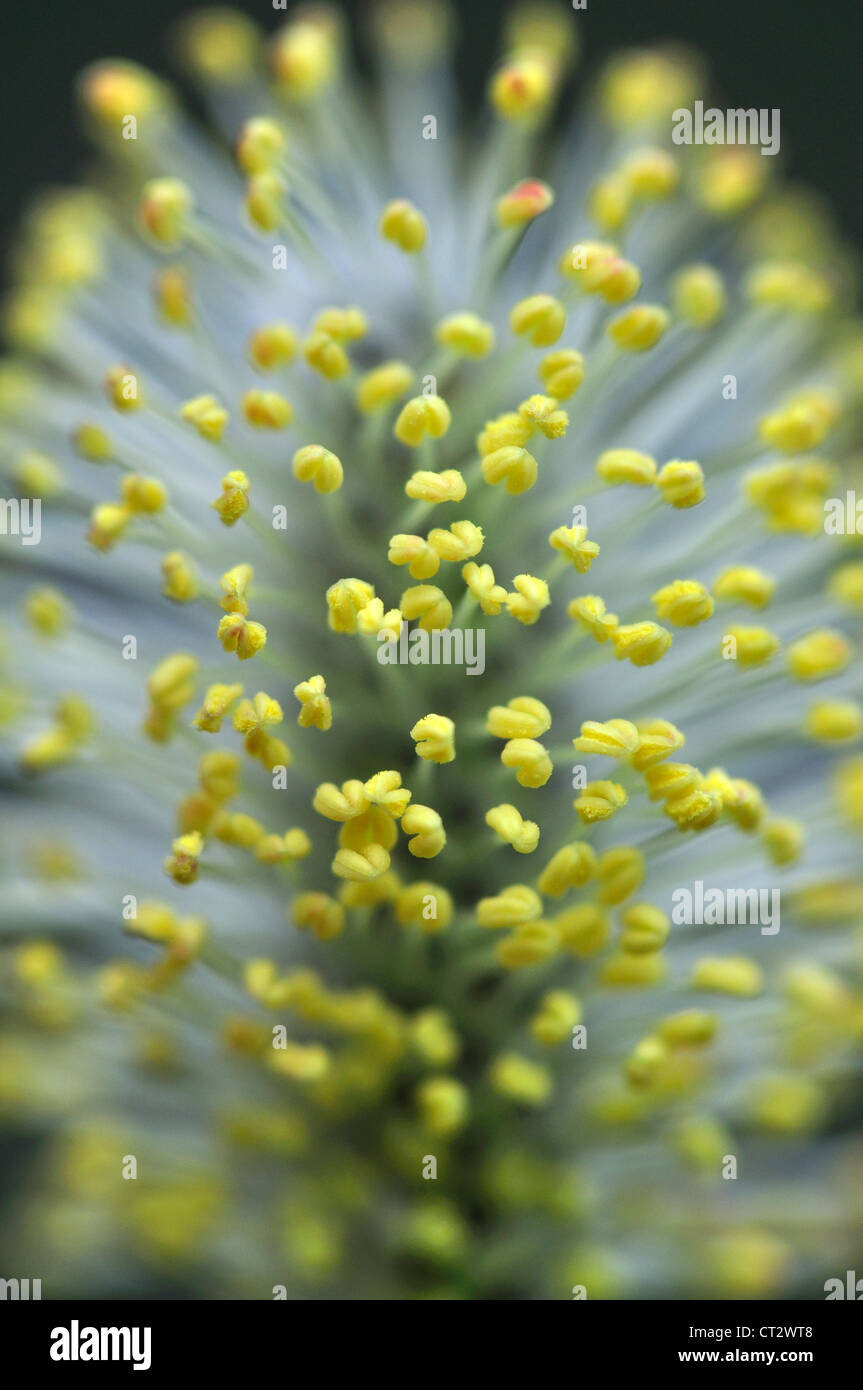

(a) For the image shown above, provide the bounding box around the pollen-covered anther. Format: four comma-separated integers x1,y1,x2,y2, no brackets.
181,394,229,441
400,584,452,632
496,178,555,228
462,562,507,615
161,551,197,603
164,831,203,886
356,361,414,413
402,804,446,858
656,459,705,509
394,394,451,446
575,780,628,824
435,312,495,358
478,411,534,455
574,718,639,757
388,534,439,580
536,841,597,898
211,470,250,525
356,598,403,639
232,691,283,736
294,675,332,731
293,444,343,494
411,713,455,764
486,804,540,854
500,738,553,788
596,449,657,486
518,394,568,438
665,786,723,832
193,683,243,733
326,578,375,633
243,389,294,429
510,294,566,346
292,892,344,941
651,579,713,627
481,445,538,495
313,780,369,822
611,621,672,666
568,594,618,642
559,241,641,304
538,348,585,400
607,303,669,352
631,719,685,771
428,521,483,564
220,563,254,616
597,846,645,906
506,575,550,625
331,843,391,882
217,613,267,661
363,770,411,818
549,525,599,573
380,198,427,253
406,468,466,505
671,264,726,328
497,920,559,969
486,696,551,741
724,625,780,667
787,630,851,682
477,884,542,929
712,565,775,609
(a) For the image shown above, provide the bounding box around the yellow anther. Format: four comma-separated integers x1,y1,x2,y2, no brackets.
625,1035,668,1088
489,56,554,122
15,449,63,496
481,445,538,495
601,951,666,988
656,459,704,509
500,738,553,788
478,411,534,456
559,240,641,303
478,884,542,929
388,533,440,579
269,1041,330,1082
575,780,628,824
233,691,283,735
486,696,551,741
293,444,343,494
292,892,345,941
21,727,76,773
531,991,580,1046
804,700,863,742
509,293,565,346
245,171,286,231
312,306,367,343
217,612,267,660
331,843,391,882
549,524,599,573
220,563,254,616
490,1053,552,1105
80,59,167,126
623,146,680,199
161,551,198,603
486,804,540,854
410,1010,460,1066
406,468,466,504
698,147,766,217
179,9,259,83
356,361,414,413
787,630,851,682
380,198,427,252
411,713,455,763
340,871,399,910
829,563,863,610
601,49,698,127
416,1077,469,1135
588,173,631,232
294,674,332,730
644,760,699,802
763,818,804,866
248,322,297,370
148,653,198,710
665,786,722,831
595,448,657,486
242,389,293,429
402,804,446,858
631,719,684,770
746,260,832,314
400,584,452,632
462,562,507,615
314,779,369,822
518,393,568,438
538,348,585,400
303,329,349,379
271,18,337,100
211,470,250,525
758,392,837,454
138,177,193,245
356,598,403,638
712,565,775,609
693,956,763,997
506,574,550,625
710,773,765,831
651,578,713,627
612,620,672,666
724,624,780,667
164,831,203,886
394,393,451,445
574,718,639,757
659,1010,717,1048
326,578,375,633
363,770,411,818
620,903,670,954
427,520,483,563
105,364,142,411
748,1076,823,1135
568,594,618,642
597,846,645,906
25,587,72,637
607,303,669,351
671,264,726,328
181,394,228,441
193,683,243,733
537,842,597,898
496,178,555,228
121,475,166,515
155,266,193,326
74,423,112,461
213,811,265,849
497,920,559,969
435,312,495,358
395,882,453,931
237,117,286,175
198,751,241,803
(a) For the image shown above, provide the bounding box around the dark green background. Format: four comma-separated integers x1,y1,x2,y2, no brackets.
1,0,861,272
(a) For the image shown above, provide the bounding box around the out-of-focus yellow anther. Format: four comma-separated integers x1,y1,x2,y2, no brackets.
164,831,203,886
671,264,726,327
313,306,367,342
489,57,554,123
538,348,585,400
179,9,259,84
712,565,775,609
181,394,228,441
597,846,645,906
656,459,704,509
659,1010,717,1047
549,524,599,573
394,393,451,445
356,360,414,413
211,470,250,525
620,903,670,954
497,920,559,969
588,173,632,232
500,738,553,788
326,578,375,633
246,171,286,231
506,574,550,625
121,475,166,514
698,148,766,217
486,804,540,854
559,241,641,303
303,329,349,379
80,59,167,126
724,624,780,667
249,322,297,370
74,423,112,461
25,587,72,637
416,1077,469,1135
105,364,142,411
531,991,580,1046
400,584,452,632
758,392,837,454
293,444,343,494
829,563,863,610
746,260,832,314
213,811,265,849
607,303,669,351
217,612,267,660
192,683,243,733
162,551,198,603
496,178,555,227
805,700,863,743
380,198,427,252
651,579,713,627
787,630,851,682
155,266,192,326
510,293,565,346
490,1053,552,1105
402,804,446,858
243,389,293,429
595,448,656,486
478,884,542,929
292,892,344,941
575,780,628,824
198,750,241,803
763,818,804,865
271,18,337,100
406,468,466,505
138,177,193,245
625,1035,668,1088
237,117,286,174
435,312,495,358
395,881,453,931
693,956,763,997
537,842,597,897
